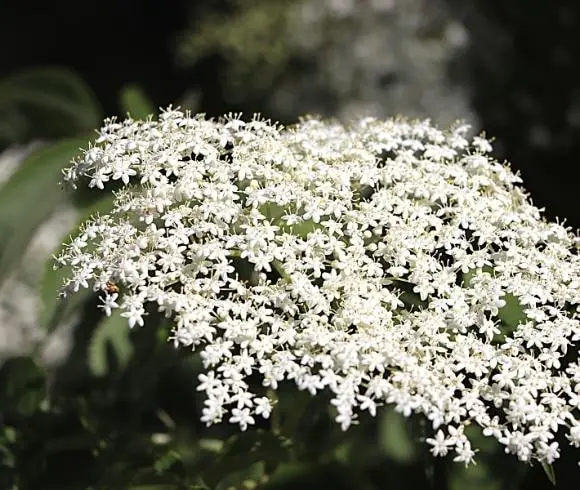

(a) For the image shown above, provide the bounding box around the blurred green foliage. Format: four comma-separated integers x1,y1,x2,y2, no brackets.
0,67,101,144
177,0,294,96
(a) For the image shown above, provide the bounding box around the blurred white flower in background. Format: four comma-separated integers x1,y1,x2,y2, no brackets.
179,0,476,127
286,0,472,124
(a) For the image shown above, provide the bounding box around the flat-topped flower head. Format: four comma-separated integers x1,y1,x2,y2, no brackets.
58,107,580,466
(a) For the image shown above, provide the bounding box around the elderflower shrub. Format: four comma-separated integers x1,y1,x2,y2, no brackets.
57,107,580,467
178,0,475,126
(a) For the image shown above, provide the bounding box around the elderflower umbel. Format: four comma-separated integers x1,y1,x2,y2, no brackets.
57,108,580,466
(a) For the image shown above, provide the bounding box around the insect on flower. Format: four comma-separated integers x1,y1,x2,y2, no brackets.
103,280,120,295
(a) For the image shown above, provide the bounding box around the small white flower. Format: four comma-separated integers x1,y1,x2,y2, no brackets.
229,407,256,431
426,430,454,457
254,397,273,419
201,396,225,426
453,441,477,466
98,293,119,316
567,424,580,448
537,441,560,464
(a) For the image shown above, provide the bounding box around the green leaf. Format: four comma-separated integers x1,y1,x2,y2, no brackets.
0,357,46,416
88,310,134,377
497,292,526,329
0,138,85,287
119,84,155,120
153,450,182,475
450,461,501,490
203,430,291,489
39,193,115,332
289,219,324,239
266,462,310,487
0,426,17,469
378,408,417,463
540,461,556,486
258,202,324,239
0,67,101,141
398,290,428,311
215,462,264,490
0,107,27,142
259,202,286,222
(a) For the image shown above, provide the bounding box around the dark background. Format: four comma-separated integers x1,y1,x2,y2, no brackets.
2,0,579,227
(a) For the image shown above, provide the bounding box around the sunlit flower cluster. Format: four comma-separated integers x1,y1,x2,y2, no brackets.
58,108,580,465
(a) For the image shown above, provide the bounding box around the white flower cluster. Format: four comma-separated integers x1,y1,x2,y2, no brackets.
58,108,580,466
